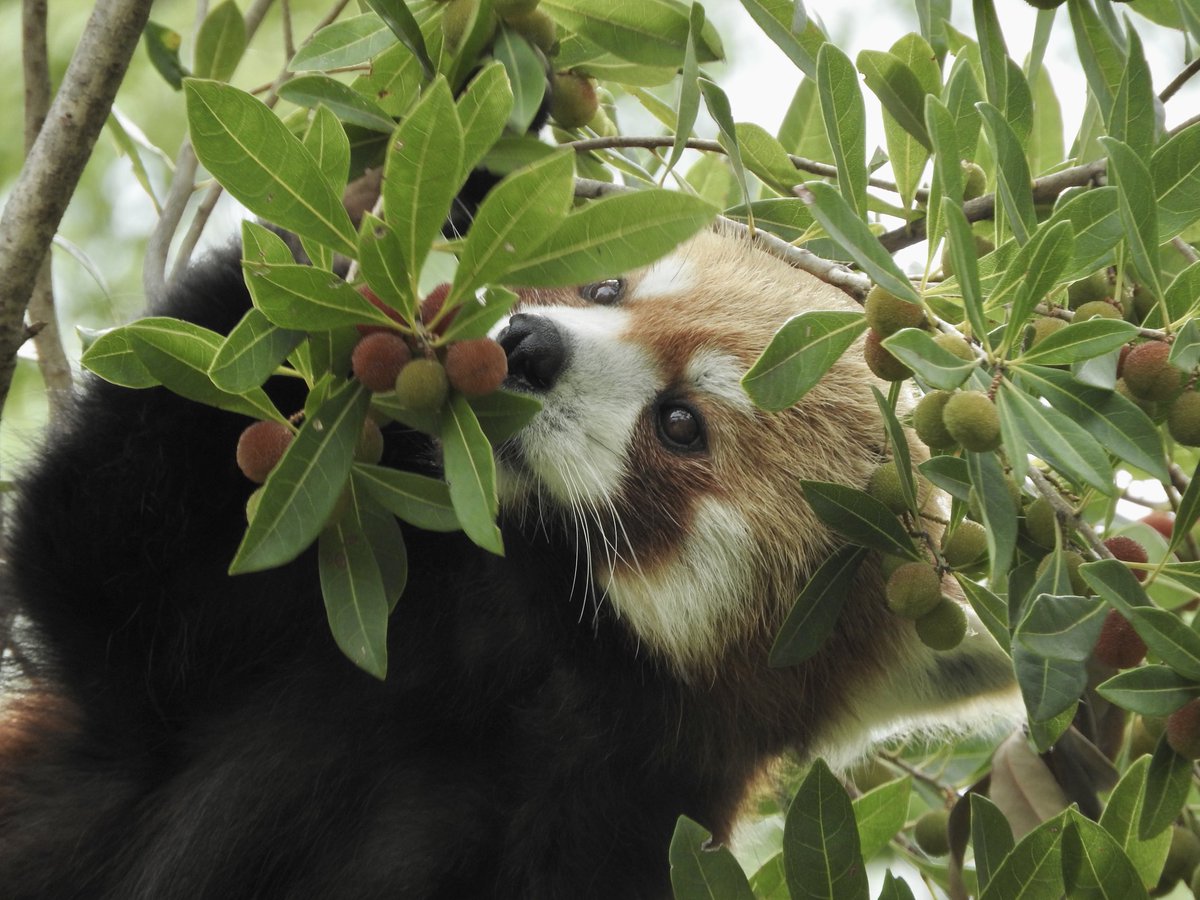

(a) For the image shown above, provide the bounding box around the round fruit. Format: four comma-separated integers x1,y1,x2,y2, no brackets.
913,809,951,856
245,487,264,523
445,338,508,396
442,0,480,50
879,553,909,579
915,597,968,651
864,329,912,381
1035,550,1089,595
356,419,385,464
1131,282,1155,322
885,562,942,619
867,461,908,514
1092,609,1146,669
941,520,987,568
352,332,412,393
865,285,926,337
356,285,407,333
1074,299,1122,321
913,390,956,450
395,358,449,412
961,161,986,200
419,283,456,335
508,8,557,53
940,235,994,278
933,332,975,361
1067,271,1112,309
1123,342,1185,402
1168,699,1200,759
1168,391,1200,446
1023,497,1057,548
236,420,294,484
942,391,1001,453
1103,535,1149,581
1023,315,1067,350
1141,510,1174,540
550,71,599,129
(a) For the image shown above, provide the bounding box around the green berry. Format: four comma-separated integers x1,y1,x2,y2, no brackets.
245,486,264,523
355,418,385,464
940,235,994,278
1035,550,1089,595
1074,299,1122,321
865,285,925,337
442,0,480,50
1023,315,1067,350
867,461,908,514
864,329,912,381
1023,497,1057,548
550,71,599,129
1067,271,1113,308
961,161,986,200
1168,391,1200,446
942,391,1001,452
395,358,449,413
495,0,539,18
507,8,557,53
941,520,987,568
913,809,951,856
913,390,957,450
933,332,975,361
885,562,942,619
915,597,968,651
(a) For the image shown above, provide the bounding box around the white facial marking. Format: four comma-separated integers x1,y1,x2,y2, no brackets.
632,252,695,299
603,499,755,675
496,304,659,508
686,348,755,414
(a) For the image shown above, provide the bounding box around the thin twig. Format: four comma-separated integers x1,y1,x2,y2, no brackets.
1161,57,1200,104
1172,236,1200,264
1027,467,1111,561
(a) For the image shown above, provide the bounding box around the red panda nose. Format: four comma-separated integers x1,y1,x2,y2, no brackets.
497,313,567,392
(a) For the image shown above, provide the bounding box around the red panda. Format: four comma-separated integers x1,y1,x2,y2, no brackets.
0,227,1017,899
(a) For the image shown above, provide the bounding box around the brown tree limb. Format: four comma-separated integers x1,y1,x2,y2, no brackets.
1161,57,1200,104
0,0,154,412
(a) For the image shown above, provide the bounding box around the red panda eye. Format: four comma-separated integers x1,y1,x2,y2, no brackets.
579,278,624,305
657,404,705,451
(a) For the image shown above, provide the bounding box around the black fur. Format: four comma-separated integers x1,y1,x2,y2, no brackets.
0,249,767,899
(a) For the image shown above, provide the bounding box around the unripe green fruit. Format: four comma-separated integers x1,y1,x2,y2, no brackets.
442,0,480,50
941,520,987,568
352,332,412,393
913,390,956,450
885,562,942,619
495,0,539,18
961,161,986,200
933,332,974,361
356,418,385,464
864,329,911,381
1092,609,1146,669
1129,715,1164,759
1023,315,1067,350
1168,391,1200,447
445,337,508,396
1067,271,1113,309
879,553,909,579
913,809,951,856
1023,497,1057,548
236,420,294,484
867,461,908,514
942,391,1001,452
1167,699,1200,760
245,486,264,523
940,235,994,278
915,597,968,651
507,8,557,53
865,285,925,337
1074,299,1122,321
1156,825,1200,892
1035,550,1089,595
550,71,599,129
396,358,449,412
1123,341,1185,402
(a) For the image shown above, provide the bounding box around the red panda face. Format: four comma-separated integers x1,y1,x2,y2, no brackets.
493,228,896,678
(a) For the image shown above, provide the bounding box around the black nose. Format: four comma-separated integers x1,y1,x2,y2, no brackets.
497,313,567,392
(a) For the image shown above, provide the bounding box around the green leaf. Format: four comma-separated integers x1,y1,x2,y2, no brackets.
1017,318,1137,365
318,511,389,679
942,199,989,349
231,381,370,573
503,190,716,287
881,328,978,390
799,481,917,558
971,794,1015,893
816,43,867,219
996,380,1115,496
699,79,751,209
244,262,398,330
302,105,351,191
1136,733,1191,841
357,214,416,322
125,318,278,421
278,74,395,134
1110,28,1156,161
185,80,357,257
663,3,704,178
943,58,984,162
383,78,464,290
742,311,866,411
1013,643,1088,723
451,151,574,303
967,449,1017,589
1061,808,1149,900
458,62,515,179
351,40,423,118
491,27,546,134
1095,665,1200,716
1127,607,1200,682
783,759,869,900
1046,188,1123,282
352,464,461,532
738,0,822,77
466,389,541,443
1098,756,1174,888
440,286,520,344
357,491,407,612
440,394,502,555
144,22,188,90
1067,0,1125,124
798,182,919,303
668,816,756,900
857,50,931,150
871,386,916,513
1170,457,1200,558
540,0,723,67
80,327,159,389
923,95,960,253
734,123,800,195
290,13,397,71
769,545,866,667
779,78,833,162
956,576,1011,652
209,308,304,393
1015,592,1107,663
723,199,814,241
852,776,911,860
194,1,246,82
977,102,1036,244
1003,221,1075,351
365,0,434,79
1102,137,1163,301
1152,122,1200,240
1169,319,1200,370
978,810,1067,900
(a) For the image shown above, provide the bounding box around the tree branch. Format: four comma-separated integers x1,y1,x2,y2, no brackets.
1161,57,1200,104
0,0,153,412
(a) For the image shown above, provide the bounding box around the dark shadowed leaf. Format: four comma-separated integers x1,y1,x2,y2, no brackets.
1137,733,1191,841
882,328,979,389
352,464,460,532
318,510,389,679
800,481,918,558
971,794,1015,894
1015,593,1106,663
365,0,433,78
668,816,755,900
1061,808,1148,900
783,759,869,900
769,545,866,667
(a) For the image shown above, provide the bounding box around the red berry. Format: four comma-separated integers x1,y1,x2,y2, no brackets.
1167,699,1200,759
1104,535,1149,581
444,338,508,396
419,283,457,335
355,285,407,337
1141,511,1174,540
1092,609,1147,669
1123,342,1185,402
352,332,412,393
236,420,293,484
